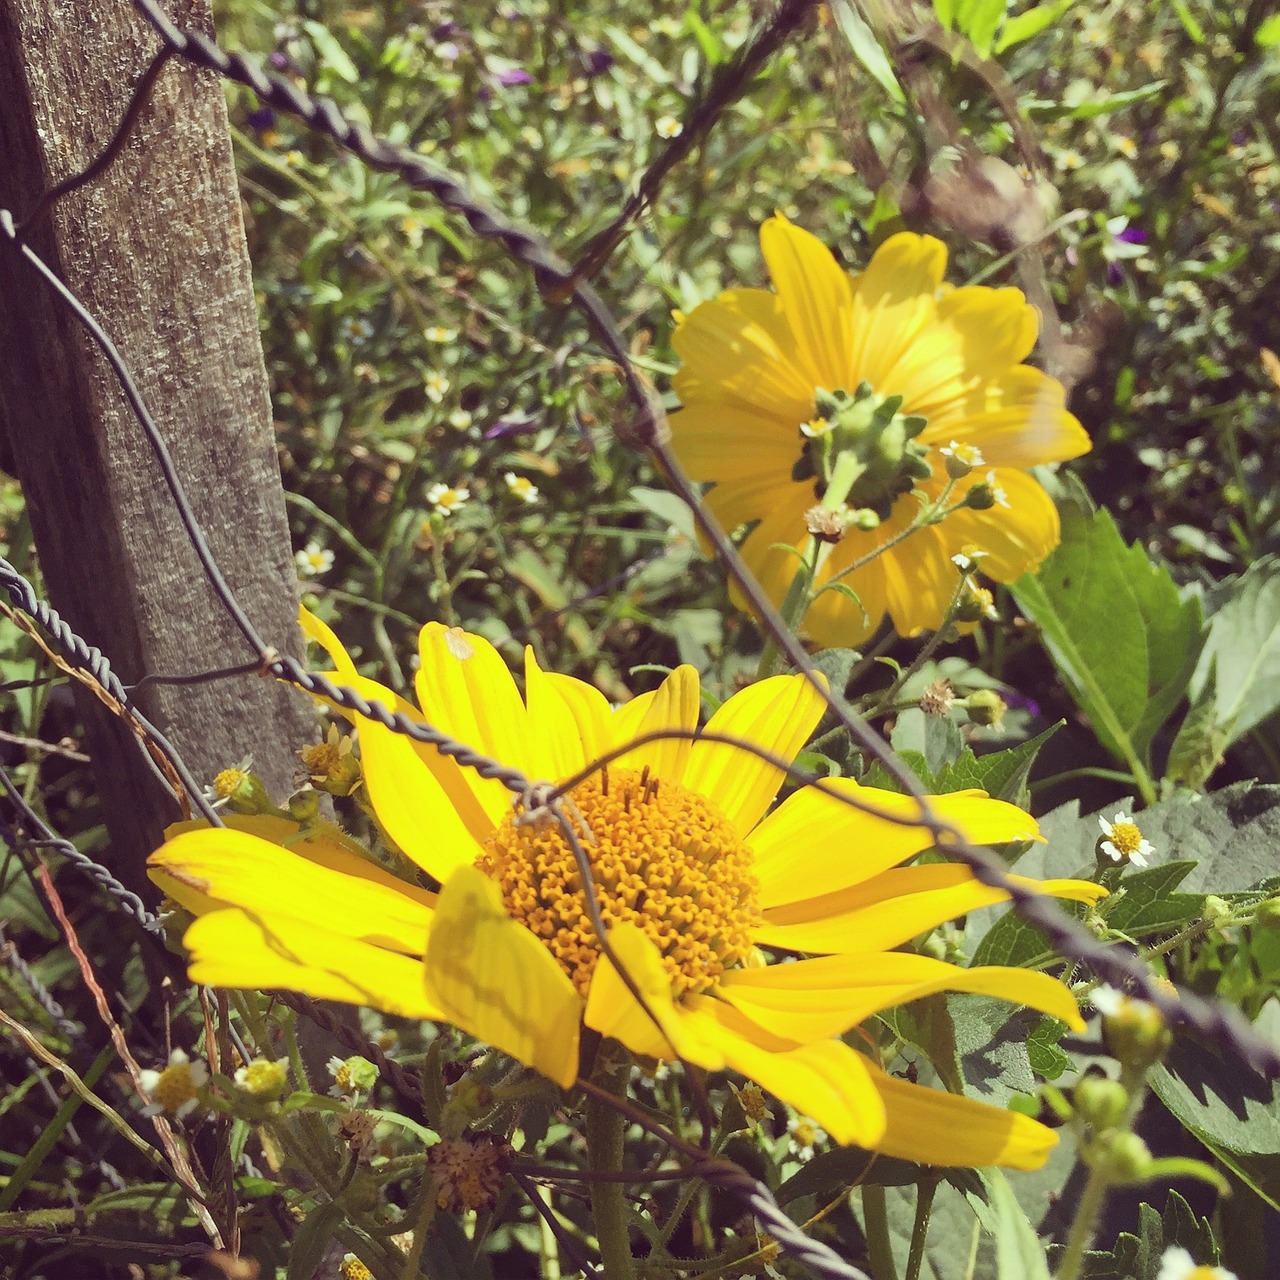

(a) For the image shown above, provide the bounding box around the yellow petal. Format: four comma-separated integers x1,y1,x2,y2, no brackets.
671,287,814,423
610,664,700,784
149,827,435,955
685,673,827,836
688,999,887,1149
184,908,443,1020
716,950,1083,1044
523,648,589,782
353,678,492,880
866,1056,1058,1170
299,605,358,676
759,214,855,391
849,234,949,388
880,285,1039,419
927,366,1091,467
584,923,725,1069
756,864,1106,954
424,867,582,1089
667,402,798,486
751,781,1040,909
805,542,890,649
880,522,957,639
539,670,616,773
940,470,1062,582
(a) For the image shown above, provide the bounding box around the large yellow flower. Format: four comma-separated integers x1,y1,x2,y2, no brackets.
670,215,1091,648
149,613,1104,1169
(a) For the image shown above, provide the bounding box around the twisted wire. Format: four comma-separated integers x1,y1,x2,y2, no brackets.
0,555,220,825
0,920,82,1044
1,8,1274,1276
0,767,163,937
273,991,423,1108
128,0,660,447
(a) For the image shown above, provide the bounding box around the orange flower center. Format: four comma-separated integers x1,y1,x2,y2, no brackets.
477,766,760,999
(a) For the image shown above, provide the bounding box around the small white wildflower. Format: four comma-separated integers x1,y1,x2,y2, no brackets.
234,1057,289,1099
984,470,1011,508
1155,1244,1237,1280
448,409,473,431
655,115,683,139
951,547,990,574
503,472,539,504
295,543,335,578
424,372,451,403
799,416,831,439
424,325,458,344
1098,811,1154,867
138,1049,208,1119
940,440,985,467
786,1115,827,1162
426,483,470,516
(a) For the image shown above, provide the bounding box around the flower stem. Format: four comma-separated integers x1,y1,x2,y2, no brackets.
756,449,865,678
1055,1162,1109,1280
585,1063,636,1280
861,1183,899,1280
904,1175,938,1280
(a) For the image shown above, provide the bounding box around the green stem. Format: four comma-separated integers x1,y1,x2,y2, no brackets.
1055,1162,1109,1280
904,1176,938,1280
586,1071,636,1280
862,1183,899,1280
756,449,866,678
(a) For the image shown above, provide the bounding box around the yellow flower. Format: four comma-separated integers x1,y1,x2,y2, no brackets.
669,216,1091,647
148,612,1106,1170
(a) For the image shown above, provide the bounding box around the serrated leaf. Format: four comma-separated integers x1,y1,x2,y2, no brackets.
934,723,1061,806
1149,1028,1280,1207
1026,1017,1071,1080
863,748,935,792
1102,861,1204,936
1012,507,1204,783
1185,556,1280,750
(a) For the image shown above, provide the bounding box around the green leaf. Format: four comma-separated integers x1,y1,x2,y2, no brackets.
777,1146,923,1201
288,1201,348,1280
1149,1022,1280,1208
892,707,966,780
302,20,361,84
85,1182,194,1225
1101,860,1205,936
1258,12,1280,45
1012,506,1204,788
1029,81,1169,119
1026,1017,1071,1080
994,0,1078,53
829,0,906,103
1169,0,1207,43
952,0,1009,57
1165,663,1230,790
1185,556,1280,751
934,723,1062,806
983,1169,1052,1280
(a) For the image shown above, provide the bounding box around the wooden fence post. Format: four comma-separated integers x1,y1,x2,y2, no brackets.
0,0,315,888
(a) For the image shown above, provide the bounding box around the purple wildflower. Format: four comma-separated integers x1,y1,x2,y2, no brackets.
495,66,533,87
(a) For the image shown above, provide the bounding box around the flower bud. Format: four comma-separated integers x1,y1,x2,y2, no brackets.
1088,1130,1153,1184
1094,987,1173,1075
1073,1074,1129,1132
